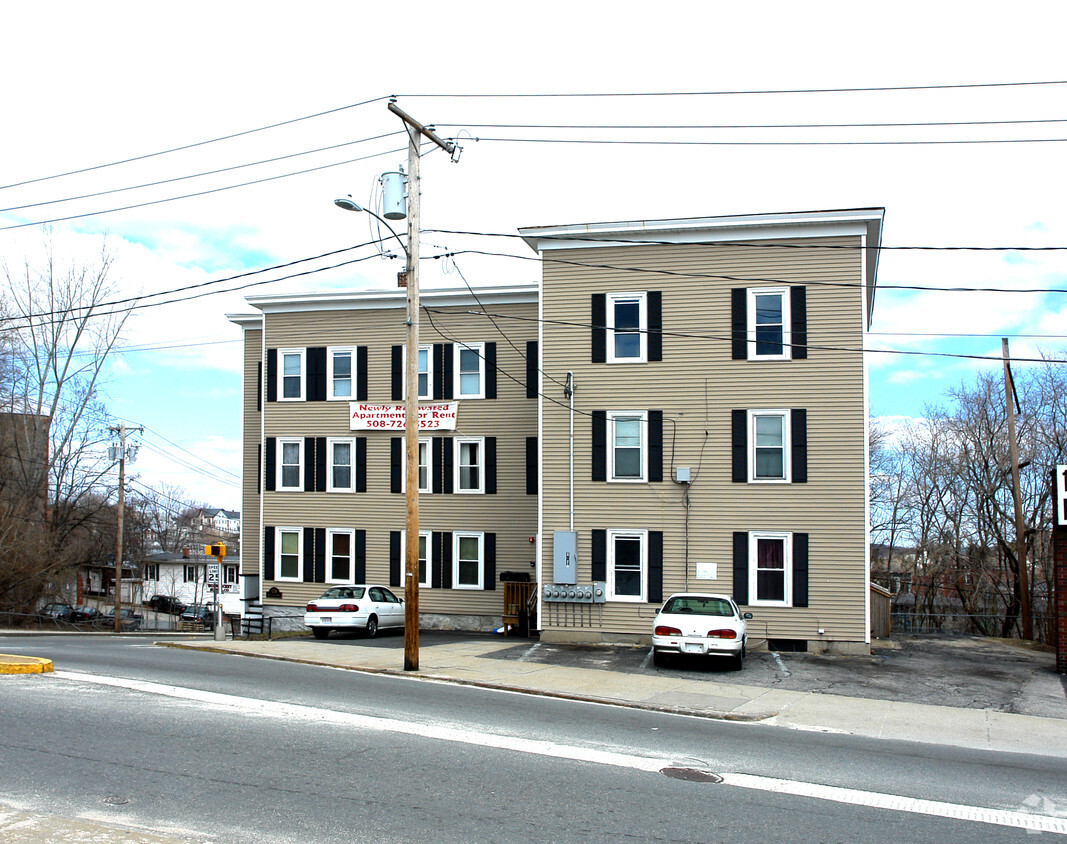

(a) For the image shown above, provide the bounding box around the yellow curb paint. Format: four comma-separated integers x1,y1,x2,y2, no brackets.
0,655,54,674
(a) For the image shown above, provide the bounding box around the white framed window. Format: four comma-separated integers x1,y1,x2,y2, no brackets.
747,288,790,360
326,528,354,583
401,437,432,494
607,529,646,602
224,565,238,584
143,564,159,582
276,527,302,581
400,529,433,588
278,438,304,491
455,342,485,399
418,346,433,400
327,437,355,492
183,564,198,583
327,347,354,400
278,348,305,400
455,437,484,494
749,532,793,606
607,292,647,363
453,532,484,589
748,410,790,482
607,411,646,482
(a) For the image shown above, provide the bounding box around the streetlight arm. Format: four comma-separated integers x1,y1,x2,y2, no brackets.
334,197,409,262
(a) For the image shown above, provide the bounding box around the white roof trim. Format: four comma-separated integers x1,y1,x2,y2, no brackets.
244,284,539,315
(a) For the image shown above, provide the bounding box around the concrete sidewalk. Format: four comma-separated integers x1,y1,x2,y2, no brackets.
162,635,1067,760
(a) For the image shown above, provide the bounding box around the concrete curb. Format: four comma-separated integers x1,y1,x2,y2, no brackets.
0,654,54,674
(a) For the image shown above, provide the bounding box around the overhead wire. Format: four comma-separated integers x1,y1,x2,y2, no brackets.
435,118,1067,130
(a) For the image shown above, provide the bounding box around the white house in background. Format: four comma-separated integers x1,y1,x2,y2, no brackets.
140,550,249,617
197,508,241,534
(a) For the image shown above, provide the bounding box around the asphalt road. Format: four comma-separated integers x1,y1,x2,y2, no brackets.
1,635,1065,842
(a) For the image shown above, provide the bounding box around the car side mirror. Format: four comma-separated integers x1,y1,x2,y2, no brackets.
743,612,753,620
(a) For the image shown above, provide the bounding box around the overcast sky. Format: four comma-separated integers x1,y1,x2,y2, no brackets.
2,1,1065,509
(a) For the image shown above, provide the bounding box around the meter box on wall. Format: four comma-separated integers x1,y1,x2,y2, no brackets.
553,531,578,585
543,582,607,603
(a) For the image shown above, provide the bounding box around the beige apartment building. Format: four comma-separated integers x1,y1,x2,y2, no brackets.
231,207,883,653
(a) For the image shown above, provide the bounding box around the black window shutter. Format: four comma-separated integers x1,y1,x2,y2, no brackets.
649,410,663,482
303,438,315,492
265,437,276,492
526,341,538,398
308,347,327,401
485,342,497,399
793,533,809,607
484,533,496,591
591,410,607,482
314,527,326,583
389,531,401,587
647,291,662,361
591,530,607,581
257,444,262,494
731,410,747,483
441,344,454,400
391,345,403,401
315,437,326,492
526,436,537,495
256,361,262,411
390,437,402,494
791,286,807,360
731,289,747,360
648,531,663,603
485,437,497,494
441,532,453,588
357,346,369,400
263,526,275,580
442,438,454,494
303,528,315,582
733,532,749,605
354,530,367,583
432,532,444,588
432,437,443,494
791,409,808,483
591,294,606,363
356,437,367,492
433,344,444,400
266,349,277,402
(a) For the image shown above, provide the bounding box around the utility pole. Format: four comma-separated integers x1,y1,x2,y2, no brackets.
109,423,142,633
387,101,460,671
1002,339,1032,639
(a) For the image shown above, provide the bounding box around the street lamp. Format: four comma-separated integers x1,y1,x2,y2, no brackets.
334,195,408,260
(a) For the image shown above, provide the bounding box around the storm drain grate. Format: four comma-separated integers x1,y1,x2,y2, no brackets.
659,767,723,783
102,795,129,805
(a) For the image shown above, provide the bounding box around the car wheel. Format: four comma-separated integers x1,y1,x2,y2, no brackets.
732,652,744,671
312,627,330,640
652,648,669,668
365,615,378,638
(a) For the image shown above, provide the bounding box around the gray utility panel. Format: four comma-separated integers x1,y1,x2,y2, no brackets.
552,531,578,585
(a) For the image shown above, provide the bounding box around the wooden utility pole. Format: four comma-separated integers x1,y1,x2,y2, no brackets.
387,101,460,671
1002,339,1032,639
113,423,126,633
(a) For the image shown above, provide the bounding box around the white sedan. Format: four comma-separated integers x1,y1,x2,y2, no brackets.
651,593,752,669
304,585,404,640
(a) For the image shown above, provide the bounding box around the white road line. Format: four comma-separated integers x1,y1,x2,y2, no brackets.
51,671,1067,835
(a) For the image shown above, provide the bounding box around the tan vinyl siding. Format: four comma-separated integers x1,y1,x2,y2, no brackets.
258,299,538,616
241,327,262,578
540,238,868,645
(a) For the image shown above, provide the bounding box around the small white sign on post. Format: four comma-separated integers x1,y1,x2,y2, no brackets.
207,563,221,584
1057,465,1067,527
349,402,458,431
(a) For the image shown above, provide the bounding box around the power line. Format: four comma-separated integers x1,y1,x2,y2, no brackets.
436,118,1067,130
458,135,1067,147
0,95,394,191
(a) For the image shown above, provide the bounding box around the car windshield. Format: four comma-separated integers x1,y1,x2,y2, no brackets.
662,597,735,617
321,587,365,599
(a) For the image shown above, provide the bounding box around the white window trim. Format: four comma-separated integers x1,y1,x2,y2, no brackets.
746,287,791,361
748,531,793,607
607,411,647,483
452,531,484,590
224,565,238,584
326,528,355,584
276,527,303,582
607,528,647,603
326,346,356,401
278,348,306,401
183,564,199,584
747,409,791,484
277,437,304,492
454,436,485,494
399,345,435,400
400,437,433,494
326,437,355,493
143,564,159,582
607,291,647,364
400,529,433,588
455,341,486,399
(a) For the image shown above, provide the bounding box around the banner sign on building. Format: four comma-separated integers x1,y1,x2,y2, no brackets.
350,402,458,431
1057,465,1067,526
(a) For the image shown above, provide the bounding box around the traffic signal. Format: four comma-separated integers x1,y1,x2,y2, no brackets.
204,543,226,558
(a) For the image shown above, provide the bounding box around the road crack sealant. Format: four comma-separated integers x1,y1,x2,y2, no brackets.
48,670,1067,836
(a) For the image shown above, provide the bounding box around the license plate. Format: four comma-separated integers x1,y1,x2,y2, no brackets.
320,617,332,623
683,642,703,654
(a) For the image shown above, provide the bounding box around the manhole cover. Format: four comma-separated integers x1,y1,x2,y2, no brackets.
102,796,129,805
659,767,723,783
